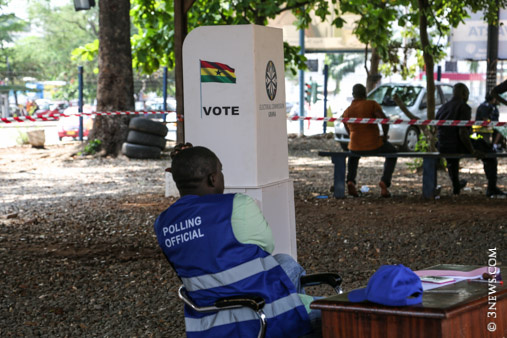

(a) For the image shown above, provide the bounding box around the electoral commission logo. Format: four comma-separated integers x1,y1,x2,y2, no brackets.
265,60,277,101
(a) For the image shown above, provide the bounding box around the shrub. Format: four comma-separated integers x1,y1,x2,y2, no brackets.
79,139,102,155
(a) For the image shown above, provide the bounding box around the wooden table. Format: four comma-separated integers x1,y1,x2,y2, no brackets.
311,271,506,337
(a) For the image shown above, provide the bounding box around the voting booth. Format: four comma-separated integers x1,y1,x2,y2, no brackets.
182,25,297,258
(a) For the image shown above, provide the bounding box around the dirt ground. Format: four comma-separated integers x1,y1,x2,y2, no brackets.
0,136,506,336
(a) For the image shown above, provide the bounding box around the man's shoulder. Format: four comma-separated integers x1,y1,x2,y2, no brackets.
353,98,379,106
233,193,252,203
169,194,235,209
344,99,381,116
233,193,258,209
438,97,470,112
360,99,382,112
436,99,453,117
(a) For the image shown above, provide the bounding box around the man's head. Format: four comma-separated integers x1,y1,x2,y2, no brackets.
352,84,367,99
171,146,224,196
485,93,498,105
453,83,469,102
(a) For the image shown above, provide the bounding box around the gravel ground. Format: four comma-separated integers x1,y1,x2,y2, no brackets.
0,137,506,337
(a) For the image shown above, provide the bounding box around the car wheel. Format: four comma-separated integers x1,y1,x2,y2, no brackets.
122,142,161,159
127,130,166,150
129,117,168,137
339,142,349,151
403,127,420,152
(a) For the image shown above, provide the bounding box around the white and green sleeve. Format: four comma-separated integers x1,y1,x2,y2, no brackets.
230,193,274,254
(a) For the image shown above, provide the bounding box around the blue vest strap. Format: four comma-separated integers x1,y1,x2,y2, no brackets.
182,256,279,292
185,293,303,332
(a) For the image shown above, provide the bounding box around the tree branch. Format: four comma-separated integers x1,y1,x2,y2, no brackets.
393,94,418,119
183,0,196,14
88,19,99,38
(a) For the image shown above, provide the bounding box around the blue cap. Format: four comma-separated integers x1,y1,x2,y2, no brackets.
348,264,423,306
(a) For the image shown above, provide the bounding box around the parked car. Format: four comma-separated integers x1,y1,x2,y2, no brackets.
145,97,177,122
35,100,69,119
334,82,454,151
57,105,94,140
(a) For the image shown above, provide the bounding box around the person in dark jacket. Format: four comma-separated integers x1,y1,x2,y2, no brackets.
489,80,507,151
474,94,504,151
436,83,504,197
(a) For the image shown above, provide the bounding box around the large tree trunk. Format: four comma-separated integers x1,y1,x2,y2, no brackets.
91,0,134,156
418,0,436,151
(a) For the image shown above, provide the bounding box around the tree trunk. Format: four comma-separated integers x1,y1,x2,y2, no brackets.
174,0,186,144
174,0,196,144
486,18,499,94
418,0,436,151
365,47,381,93
418,0,435,120
91,0,134,156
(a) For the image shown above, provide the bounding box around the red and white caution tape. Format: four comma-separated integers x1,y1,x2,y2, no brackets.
288,116,507,127
1,110,179,123
36,110,176,117
1,116,59,124
2,110,506,127
73,110,175,116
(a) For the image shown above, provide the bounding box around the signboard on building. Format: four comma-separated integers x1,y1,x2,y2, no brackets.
268,11,365,52
451,9,507,60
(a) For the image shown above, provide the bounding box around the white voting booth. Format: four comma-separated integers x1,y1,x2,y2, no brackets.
182,25,297,258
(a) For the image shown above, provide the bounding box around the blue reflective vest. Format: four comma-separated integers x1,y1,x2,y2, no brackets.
154,193,312,337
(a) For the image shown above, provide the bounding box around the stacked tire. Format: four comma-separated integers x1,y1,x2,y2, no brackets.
122,117,168,159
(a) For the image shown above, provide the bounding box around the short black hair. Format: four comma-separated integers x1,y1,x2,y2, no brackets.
171,146,219,190
352,84,367,99
453,82,469,100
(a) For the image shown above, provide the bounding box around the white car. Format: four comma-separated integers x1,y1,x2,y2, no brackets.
145,97,177,122
334,82,454,151
57,105,95,140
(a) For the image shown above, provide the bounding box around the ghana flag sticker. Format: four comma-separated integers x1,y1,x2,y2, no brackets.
200,60,236,84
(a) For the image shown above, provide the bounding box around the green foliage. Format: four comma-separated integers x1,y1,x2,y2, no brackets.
130,0,341,75
2,0,99,102
72,39,99,63
79,139,102,156
0,13,27,48
15,130,29,145
284,42,307,77
407,132,446,170
339,0,507,84
407,133,429,170
0,3,29,91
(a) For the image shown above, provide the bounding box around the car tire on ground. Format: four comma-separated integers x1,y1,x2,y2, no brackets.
129,117,168,137
402,126,420,152
127,130,166,150
340,142,349,151
122,142,161,159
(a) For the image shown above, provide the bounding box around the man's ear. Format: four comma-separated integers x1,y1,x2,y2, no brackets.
207,173,216,187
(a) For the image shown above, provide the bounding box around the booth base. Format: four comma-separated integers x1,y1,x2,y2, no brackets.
225,179,297,259
165,172,180,198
